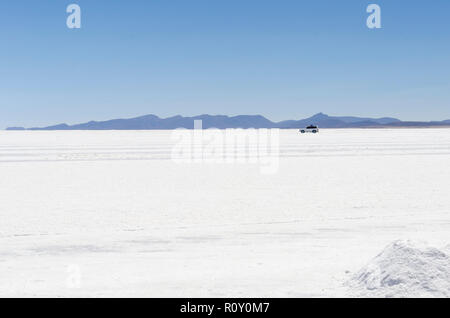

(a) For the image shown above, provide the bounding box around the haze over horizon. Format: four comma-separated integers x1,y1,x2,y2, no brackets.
6,111,450,130
7,112,450,131
1,0,449,129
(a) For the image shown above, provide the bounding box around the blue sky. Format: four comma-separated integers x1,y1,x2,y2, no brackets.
1,0,449,128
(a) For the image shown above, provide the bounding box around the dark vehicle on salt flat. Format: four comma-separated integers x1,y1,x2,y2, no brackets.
300,125,319,133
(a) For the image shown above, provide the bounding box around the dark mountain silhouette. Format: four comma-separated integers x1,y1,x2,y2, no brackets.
6,113,450,130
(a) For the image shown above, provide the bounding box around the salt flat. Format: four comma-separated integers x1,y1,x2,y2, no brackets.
0,129,450,297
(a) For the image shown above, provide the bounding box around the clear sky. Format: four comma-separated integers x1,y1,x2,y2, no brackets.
1,0,449,128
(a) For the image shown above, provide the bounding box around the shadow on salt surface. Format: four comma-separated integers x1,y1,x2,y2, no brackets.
138,249,173,254
273,232,314,237
121,235,224,246
240,232,313,237
0,251,20,260
29,244,118,255
316,228,352,232
176,235,223,243
122,238,172,245
120,238,174,253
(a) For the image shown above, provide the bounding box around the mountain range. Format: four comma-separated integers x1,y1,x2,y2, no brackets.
6,113,450,130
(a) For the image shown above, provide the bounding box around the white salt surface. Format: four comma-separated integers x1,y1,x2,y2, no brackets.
0,129,450,297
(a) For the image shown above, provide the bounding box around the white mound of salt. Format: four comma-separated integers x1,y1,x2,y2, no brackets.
346,240,450,298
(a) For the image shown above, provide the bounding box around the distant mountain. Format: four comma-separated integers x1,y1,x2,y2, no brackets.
276,112,401,128
6,113,450,130
15,114,277,130
6,127,26,131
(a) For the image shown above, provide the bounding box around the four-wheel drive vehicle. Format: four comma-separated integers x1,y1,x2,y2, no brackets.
300,125,319,133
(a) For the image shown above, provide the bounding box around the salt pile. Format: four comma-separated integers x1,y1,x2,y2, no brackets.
346,240,450,298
